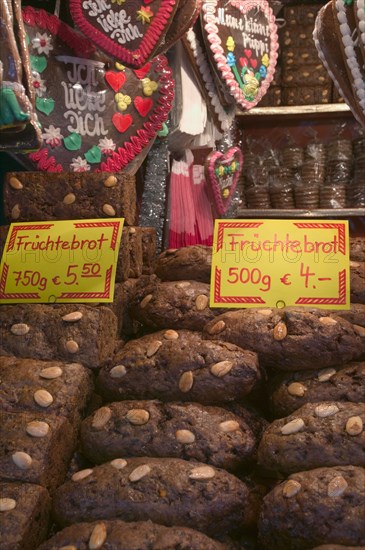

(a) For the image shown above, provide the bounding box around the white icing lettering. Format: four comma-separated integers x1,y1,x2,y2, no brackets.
82,0,110,17
64,110,108,136
91,8,143,44
217,8,269,57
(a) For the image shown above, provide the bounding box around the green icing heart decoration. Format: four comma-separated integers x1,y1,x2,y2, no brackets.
30,55,47,73
36,97,55,115
63,132,82,151
84,145,102,164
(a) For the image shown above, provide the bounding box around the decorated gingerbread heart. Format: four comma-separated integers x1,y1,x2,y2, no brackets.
70,0,178,68
200,0,279,110
205,146,243,216
16,7,174,173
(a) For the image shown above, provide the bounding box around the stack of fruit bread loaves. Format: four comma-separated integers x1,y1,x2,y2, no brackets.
1,173,365,549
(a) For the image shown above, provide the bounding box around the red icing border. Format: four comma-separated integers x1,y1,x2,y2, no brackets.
70,0,177,68
206,146,243,216
22,7,174,173
201,0,279,110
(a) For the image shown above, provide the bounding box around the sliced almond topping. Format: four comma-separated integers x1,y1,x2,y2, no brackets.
89,522,107,550
219,420,240,433
126,409,150,425
26,421,50,438
34,389,53,408
258,309,272,316
176,429,195,444
317,368,336,382
0,498,16,512
207,320,226,335
110,365,127,379
39,366,63,379
346,416,363,436
166,248,177,254
146,340,162,358
104,175,118,187
65,340,79,354
129,464,151,482
353,324,365,337
189,466,215,480
280,418,305,435
11,204,20,219
210,360,233,378
63,193,76,205
195,294,209,311
175,281,191,289
314,404,339,418
319,316,337,326
273,321,288,341
62,311,83,322
350,261,361,268
9,176,23,189
140,294,153,309
59,546,77,550
327,475,348,497
179,371,194,393
110,458,127,470
92,407,112,430
164,329,179,340
283,479,301,498
10,323,30,336
12,451,32,470
102,203,116,217
129,227,136,234
72,468,93,482
287,382,307,397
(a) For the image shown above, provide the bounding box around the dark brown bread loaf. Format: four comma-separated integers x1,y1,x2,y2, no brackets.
0,303,117,369
126,226,143,278
282,64,331,87
350,261,365,304
3,172,137,225
269,362,365,417
257,402,365,474
311,546,365,549
0,357,93,427
80,400,259,470
0,482,51,550
129,275,223,331
37,519,229,550
282,85,332,105
283,3,322,25
334,304,365,328
258,466,365,550
97,329,261,404
141,227,157,275
155,245,212,282
0,411,74,491
52,457,256,536
350,238,365,262
203,307,365,370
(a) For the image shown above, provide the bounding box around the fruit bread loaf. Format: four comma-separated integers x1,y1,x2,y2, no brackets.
203,307,365,370
52,457,257,536
282,64,331,87
350,237,365,262
129,275,224,331
282,85,332,105
37,519,228,550
0,411,74,491
97,329,261,404
258,466,365,550
334,304,365,328
141,227,157,275
283,3,322,25
269,361,365,417
310,546,365,549
127,226,143,278
155,245,212,282
0,303,117,369
3,171,137,226
80,400,259,471
0,356,93,427
350,261,365,304
257,402,365,474
0,481,51,550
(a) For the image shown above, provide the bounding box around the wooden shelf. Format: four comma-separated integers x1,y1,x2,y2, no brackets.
236,103,353,124
236,208,365,219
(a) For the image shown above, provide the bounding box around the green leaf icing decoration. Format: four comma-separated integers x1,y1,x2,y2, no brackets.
63,132,82,151
35,97,55,115
84,145,102,163
30,55,47,73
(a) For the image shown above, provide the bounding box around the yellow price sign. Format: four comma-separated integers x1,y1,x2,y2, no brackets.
210,219,350,310
0,219,124,303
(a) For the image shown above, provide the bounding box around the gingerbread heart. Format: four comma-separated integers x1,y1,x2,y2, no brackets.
15,7,174,173
70,0,178,68
205,147,243,216
201,0,279,110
